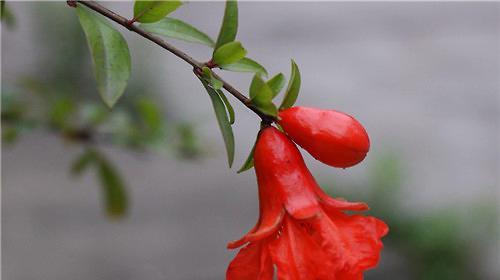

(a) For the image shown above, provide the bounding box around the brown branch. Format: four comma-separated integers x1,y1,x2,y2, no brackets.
73,0,275,123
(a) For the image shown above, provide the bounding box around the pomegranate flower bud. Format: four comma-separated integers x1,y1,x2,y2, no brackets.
278,106,370,168
226,127,388,280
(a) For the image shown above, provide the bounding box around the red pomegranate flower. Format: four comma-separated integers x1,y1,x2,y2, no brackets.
227,127,388,280
278,106,370,168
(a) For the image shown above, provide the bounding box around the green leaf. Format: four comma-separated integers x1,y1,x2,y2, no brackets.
200,67,234,124
76,6,131,108
71,149,97,176
79,103,108,126
140,17,214,46
254,101,278,117
249,75,278,117
214,0,238,51
201,66,211,76
275,122,285,133
1,1,5,18
279,59,301,110
97,155,128,218
202,67,223,90
199,78,235,167
211,78,223,90
175,122,202,159
267,73,286,98
237,139,256,173
212,41,247,66
2,127,18,144
249,74,266,99
49,97,75,128
216,90,235,125
136,98,162,132
1,1,16,28
220,57,268,77
133,0,182,23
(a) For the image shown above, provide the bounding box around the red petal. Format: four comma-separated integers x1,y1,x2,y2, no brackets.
268,216,336,280
267,212,387,279
254,128,321,220
313,184,369,211
309,210,389,275
228,176,286,249
277,170,321,220
227,223,259,249
226,242,274,280
245,208,285,243
227,208,285,249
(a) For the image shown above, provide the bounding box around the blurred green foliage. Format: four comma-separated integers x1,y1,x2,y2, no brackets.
325,153,497,280
1,2,203,218
1,1,15,28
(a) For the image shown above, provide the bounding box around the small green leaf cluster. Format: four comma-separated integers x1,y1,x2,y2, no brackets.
74,0,304,172
192,1,302,171
233,60,301,172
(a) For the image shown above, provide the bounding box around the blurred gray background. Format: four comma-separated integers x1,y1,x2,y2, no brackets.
2,1,499,280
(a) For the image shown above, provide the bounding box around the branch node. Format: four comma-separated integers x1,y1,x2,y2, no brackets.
126,18,136,29
205,59,217,69
193,67,203,77
66,0,77,8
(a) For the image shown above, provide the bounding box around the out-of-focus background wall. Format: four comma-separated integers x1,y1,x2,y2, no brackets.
2,1,499,280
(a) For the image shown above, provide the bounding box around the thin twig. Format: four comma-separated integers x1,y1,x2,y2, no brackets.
1,116,118,148
73,0,275,123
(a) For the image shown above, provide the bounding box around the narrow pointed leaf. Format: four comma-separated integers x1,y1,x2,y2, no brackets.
1,1,15,27
279,59,301,110
200,68,233,123
220,57,268,77
253,101,277,117
76,6,131,108
133,0,182,23
212,41,246,66
217,90,235,125
199,78,235,167
249,75,278,117
237,140,256,173
71,149,97,176
97,155,128,218
249,74,265,99
140,17,214,46
211,77,223,90
237,123,267,173
49,97,76,128
267,73,286,98
202,66,212,79
1,1,5,19
202,67,223,90
214,0,238,51
275,122,285,132
136,98,162,132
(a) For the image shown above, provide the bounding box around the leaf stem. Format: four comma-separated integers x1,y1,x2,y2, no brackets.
73,0,275,123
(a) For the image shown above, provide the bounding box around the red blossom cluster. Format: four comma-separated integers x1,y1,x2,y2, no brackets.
227,107,388,280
